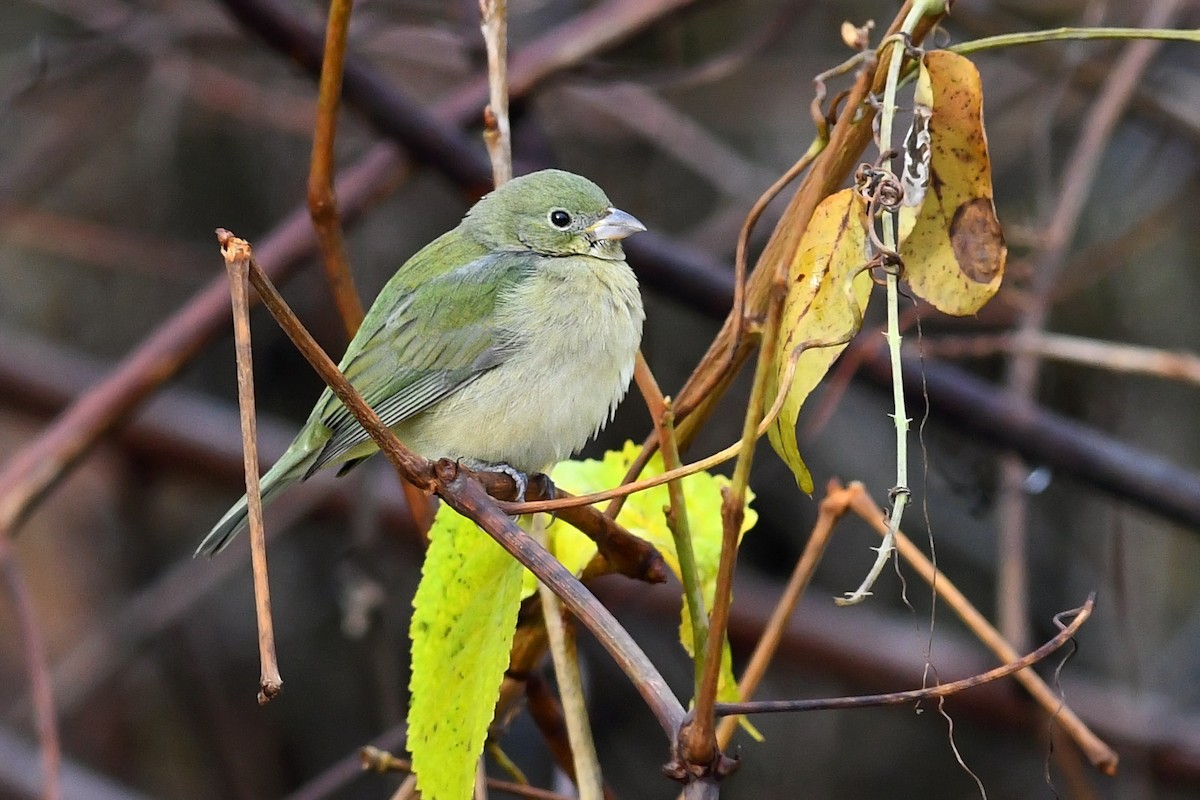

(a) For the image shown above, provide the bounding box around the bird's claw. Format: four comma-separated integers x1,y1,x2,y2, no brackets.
498,464,528,503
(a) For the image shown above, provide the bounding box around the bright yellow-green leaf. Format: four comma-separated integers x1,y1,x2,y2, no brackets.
898,50,1007,315
767,189,873,493
409,506,524,800
540,443,758,736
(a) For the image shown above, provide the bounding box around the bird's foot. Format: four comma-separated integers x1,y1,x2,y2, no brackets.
462,459,530,502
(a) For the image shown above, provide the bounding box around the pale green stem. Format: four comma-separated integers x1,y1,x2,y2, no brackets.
837,0,942,605
952,26,1200,56
533,516,604,800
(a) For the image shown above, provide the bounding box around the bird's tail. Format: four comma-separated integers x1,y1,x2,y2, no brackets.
195,443,314,557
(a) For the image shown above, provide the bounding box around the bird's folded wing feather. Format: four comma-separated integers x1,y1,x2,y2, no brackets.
305,244,536,474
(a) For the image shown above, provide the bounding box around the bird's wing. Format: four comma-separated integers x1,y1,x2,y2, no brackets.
305,246,535,474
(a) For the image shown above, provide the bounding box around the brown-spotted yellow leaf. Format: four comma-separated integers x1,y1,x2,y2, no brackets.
898,50,1006,315
410,505,524,800
539,444,759,737
767,189,873,493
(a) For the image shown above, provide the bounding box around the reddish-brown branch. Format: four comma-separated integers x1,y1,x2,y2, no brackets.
307,0,365,336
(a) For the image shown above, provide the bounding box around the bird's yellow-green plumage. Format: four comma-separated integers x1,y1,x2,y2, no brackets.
198,169,645,556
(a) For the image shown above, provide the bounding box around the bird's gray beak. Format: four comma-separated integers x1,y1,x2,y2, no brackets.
589,207,646,241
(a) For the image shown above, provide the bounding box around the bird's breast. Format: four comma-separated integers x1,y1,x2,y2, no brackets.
402,256,643,472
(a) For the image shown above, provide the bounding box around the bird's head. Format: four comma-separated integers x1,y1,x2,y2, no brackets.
464,169,645,260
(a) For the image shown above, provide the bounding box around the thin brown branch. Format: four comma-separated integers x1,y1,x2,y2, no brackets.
535,520,603,800
0,538,60,800
479,473,667,585
479,0,512,186
714,478,853,749
842,481,1119,775
712,593,1094,716
218,230,282,703
307,0,366,336
437,466,686,742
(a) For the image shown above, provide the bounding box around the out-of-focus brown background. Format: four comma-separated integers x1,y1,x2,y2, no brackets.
2,0,1200,798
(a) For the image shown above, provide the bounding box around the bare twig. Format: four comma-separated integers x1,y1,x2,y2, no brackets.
534,518,603,800
479,0,512,186
714,479,853,749
631,353,709,694
841,481,1119,774
362,746,577,800
678,274,787,776
0,538,60,800
308,0,365,336
712,593,1094,715
217,230,282,703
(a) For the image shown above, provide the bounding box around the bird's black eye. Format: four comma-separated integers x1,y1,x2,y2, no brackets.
548,209,572,229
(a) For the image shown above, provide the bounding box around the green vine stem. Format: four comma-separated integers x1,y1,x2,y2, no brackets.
952,26,1200,56
836,1,945,605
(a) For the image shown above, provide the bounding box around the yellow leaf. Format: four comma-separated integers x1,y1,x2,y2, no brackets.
767,189,873,493
542,444,757,734
409,506,524,800
898,50,1006,315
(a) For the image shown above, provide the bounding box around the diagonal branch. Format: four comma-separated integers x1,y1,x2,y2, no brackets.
712,594,1094,716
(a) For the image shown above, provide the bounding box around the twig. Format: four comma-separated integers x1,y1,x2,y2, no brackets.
678,274,786,776
0,538,60,800
714,479,853,749
308,0,365,336
218,230,282,703
712,593,1094,715
661,401,708,694
362,746,578,800
534,518,603,800
913,332,1200,386
479,0,512,186
841,480,1119,774
632,353,709,692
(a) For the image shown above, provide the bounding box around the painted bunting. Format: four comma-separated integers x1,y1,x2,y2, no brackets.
197,169,646,556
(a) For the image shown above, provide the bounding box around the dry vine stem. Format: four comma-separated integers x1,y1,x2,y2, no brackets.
839,480,1119,773
712,592,1094,715
218,230,283,703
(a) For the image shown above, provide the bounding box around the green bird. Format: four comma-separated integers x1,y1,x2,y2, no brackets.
197,169,646,556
